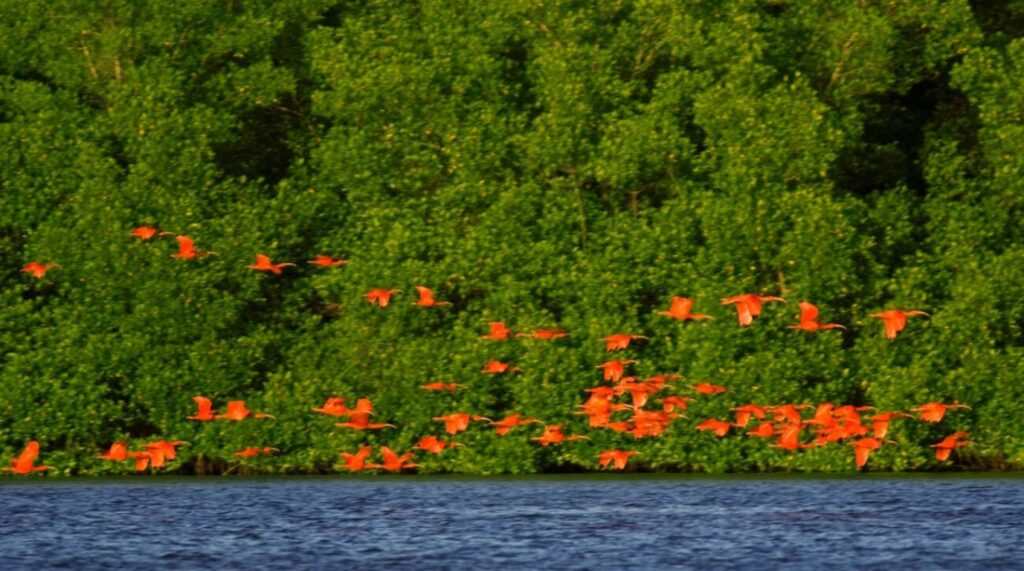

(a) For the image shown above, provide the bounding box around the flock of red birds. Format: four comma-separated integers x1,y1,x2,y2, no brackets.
5,226,970,475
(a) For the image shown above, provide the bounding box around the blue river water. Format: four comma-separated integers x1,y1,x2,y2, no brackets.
1,474,1022,570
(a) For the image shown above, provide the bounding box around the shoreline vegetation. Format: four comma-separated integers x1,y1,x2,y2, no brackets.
2,1,1023,476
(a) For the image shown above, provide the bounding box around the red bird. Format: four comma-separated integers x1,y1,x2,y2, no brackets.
489,413,541,436
4,441,50,475
788,302,847,332
249,254,296,274
433,413,490,434
188,396,217,421
97,441,129,462
870,309,929,340
696,419,733,437
22,262,56,279
598,450,637,470
747,422,776,438
147,440,188,463
931,432,970,461
336,417,396,430
601,333,648,351
658,297,712,321
721,293,786,326
596,360,636,383
413,286,451,307
235,447,279,458
127,451,153,472
370,447,418,472
171,236,215,259
308,255,348,267
851,437,892,470
914,402,970,423
660,396,693,413
691,382,727,395
732,404,767,427
336,398,394,430
870,411,912,439
482,322,512,340
216,401,275,421
339,446,373,471
366,288,400,308
414,436,464,454
532,425,587,446
130,226,172,240
420,382,465,393
482,361,521,374
312,397,349,417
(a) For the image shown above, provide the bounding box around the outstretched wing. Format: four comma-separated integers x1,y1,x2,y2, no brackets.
415,286,435,305
673,297,694,315
798,301,819,325
193,396,213,416
16,441,40,467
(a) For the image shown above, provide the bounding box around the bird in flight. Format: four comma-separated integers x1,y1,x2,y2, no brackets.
732,404,767,427
914,402,970,423
339,446,373,471
308,255,348,267
412,286,451,307
869,411,912,439
97,441,129,462
532,425,587,446
696,419,733,437
369,447,418,472
482,322,512,340
598,449,636,470
22,262,56,279
130,226,172,240
931,432,970,461
311,397,350,417
870,309,929,340
414,435,463,454
691,382,727,395
365,288,400,308
433,413,490,434
658,297,712,321
489,413,541,436
4,441,50,475
747,422,776,438
171,236,214,259
146,440,188,465
721,293,786,326
127,451,153,472
788,301,847,332
482,361,521,374
596,359,635,383
660,395,693,413
335,398,395,430
851,437,893,469
249,254,296,275
601,333,648,351
216,401,275,421
188,396,217,421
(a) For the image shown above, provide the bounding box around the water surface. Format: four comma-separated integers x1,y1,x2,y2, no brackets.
1,474,1022,569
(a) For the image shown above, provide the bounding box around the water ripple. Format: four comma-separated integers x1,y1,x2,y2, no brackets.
1,476,1022,570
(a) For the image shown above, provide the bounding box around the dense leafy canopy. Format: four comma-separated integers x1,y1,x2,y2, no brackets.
1,0,1021,474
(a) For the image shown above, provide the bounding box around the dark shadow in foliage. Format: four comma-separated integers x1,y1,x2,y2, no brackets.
213,105,296,186
970,0,1024,43
833,76,973,198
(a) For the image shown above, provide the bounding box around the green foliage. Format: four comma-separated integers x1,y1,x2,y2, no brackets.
0,0,1020,475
